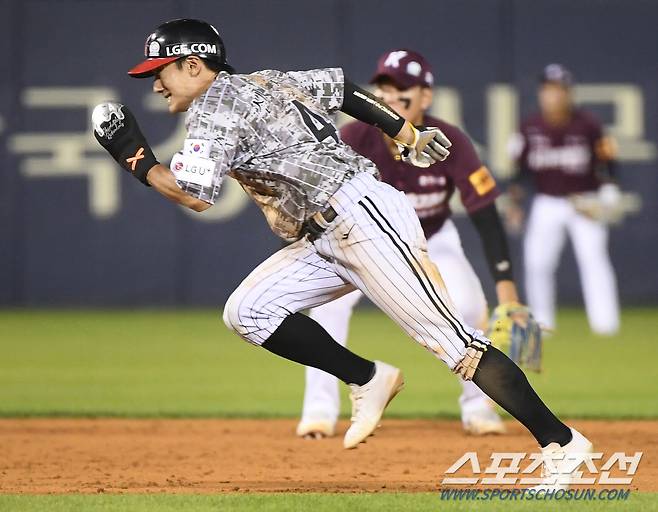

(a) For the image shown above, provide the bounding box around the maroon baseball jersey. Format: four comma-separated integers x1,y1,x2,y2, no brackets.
340,115,499,238
515,109,610,196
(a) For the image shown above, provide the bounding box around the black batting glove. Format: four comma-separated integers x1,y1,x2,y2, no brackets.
92,102,158,186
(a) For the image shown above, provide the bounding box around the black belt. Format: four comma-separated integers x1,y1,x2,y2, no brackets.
304,205,338,241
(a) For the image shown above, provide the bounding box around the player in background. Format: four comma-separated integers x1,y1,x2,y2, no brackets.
507,64,620,335
298,50,522,439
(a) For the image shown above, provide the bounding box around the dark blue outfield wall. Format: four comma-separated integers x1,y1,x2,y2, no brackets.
0,0,656,306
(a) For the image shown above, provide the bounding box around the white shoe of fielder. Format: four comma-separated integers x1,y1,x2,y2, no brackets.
296,417,336,439
343,361,404,449
532,427,594,491
462,407,507,436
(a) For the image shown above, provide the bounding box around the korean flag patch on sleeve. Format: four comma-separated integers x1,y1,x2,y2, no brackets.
184,138,212,158
170,139,216,188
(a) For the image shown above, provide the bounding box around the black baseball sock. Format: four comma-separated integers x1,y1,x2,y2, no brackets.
472,346,572,447
262,312,375,385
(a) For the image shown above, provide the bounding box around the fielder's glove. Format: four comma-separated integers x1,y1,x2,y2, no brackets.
570,183,642,225
487,303,542,372
395,124,451,168
92,101,158,185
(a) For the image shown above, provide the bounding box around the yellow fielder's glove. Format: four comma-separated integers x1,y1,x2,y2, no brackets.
487,303,543,372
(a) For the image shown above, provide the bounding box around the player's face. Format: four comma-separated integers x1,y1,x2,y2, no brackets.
538,82,571,116
375,83,432,125
152,58,203,113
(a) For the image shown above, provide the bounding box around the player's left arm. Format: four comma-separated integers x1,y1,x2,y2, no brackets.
455,130,542,367
469,203,519,304
449,127,520,304
289,68,451,166
466,179,544,368
341,78,451,166
464,166,545,368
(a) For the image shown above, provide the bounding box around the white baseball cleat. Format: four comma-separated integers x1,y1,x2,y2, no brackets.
462,408,507,435
343,361,404,449
296,418,336,439
532,427,594,491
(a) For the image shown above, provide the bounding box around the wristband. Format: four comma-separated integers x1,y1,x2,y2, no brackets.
92,102,159,186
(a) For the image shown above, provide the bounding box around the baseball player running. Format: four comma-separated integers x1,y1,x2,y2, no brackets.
93,19,593,490
298,49,517,439
508,64,620,335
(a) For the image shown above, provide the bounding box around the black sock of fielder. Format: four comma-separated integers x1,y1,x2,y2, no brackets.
261,312,375,386
472,346,572,447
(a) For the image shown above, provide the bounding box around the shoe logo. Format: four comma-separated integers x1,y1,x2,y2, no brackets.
126,147,145,172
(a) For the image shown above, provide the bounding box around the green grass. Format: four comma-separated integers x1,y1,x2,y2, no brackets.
0,492,656,512
1,309,657,510
0,308,656,418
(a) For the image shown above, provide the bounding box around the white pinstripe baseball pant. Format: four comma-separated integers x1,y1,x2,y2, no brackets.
301,219,492,424
223,172,488,370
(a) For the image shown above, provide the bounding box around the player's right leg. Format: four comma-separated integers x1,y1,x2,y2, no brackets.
298,290,363,438
427,221,505,435
524,195,569,331
223,237,357,353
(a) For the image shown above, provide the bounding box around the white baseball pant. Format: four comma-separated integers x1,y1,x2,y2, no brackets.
223,172,488,384
524,194,620,335
300,219,494,426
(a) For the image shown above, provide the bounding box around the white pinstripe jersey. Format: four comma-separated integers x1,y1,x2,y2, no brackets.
178,67,379,241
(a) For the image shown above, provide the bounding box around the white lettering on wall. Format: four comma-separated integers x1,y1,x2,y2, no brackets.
9,87,121,218
574,84,656,161
7,82,654,221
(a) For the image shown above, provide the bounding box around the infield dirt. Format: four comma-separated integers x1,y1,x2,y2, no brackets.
0,419,655,493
